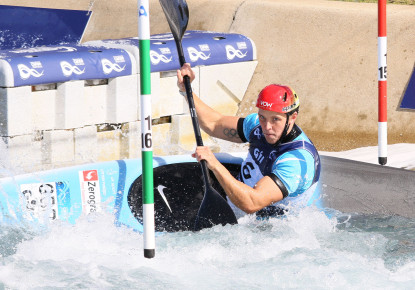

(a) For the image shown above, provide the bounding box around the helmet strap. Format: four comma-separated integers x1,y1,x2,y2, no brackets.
273,113,291,147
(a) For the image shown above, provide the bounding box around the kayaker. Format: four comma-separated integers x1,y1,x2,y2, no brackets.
177,63,321,218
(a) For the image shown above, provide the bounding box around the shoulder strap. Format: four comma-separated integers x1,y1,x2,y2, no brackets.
276,140,321,184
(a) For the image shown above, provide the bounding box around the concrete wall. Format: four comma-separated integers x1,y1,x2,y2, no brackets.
0,58,256,173
1,0,415,147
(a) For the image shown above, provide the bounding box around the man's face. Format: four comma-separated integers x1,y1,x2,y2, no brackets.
258,109,290,144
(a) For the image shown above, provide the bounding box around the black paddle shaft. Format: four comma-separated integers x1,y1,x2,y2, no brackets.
159,0,237,229
167,5,212,189
182,75,212,188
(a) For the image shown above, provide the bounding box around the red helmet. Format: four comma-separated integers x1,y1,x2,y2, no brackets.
256,84,300,114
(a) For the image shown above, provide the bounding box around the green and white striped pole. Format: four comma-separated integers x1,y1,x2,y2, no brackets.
138,0,155,259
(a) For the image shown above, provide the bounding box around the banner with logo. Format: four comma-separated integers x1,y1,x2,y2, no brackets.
0,30,254,87
0,45,133,87
149,30,255,72
86,30,256,73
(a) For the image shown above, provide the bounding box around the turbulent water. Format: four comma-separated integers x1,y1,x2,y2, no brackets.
1,208,414,289
1,140,414,288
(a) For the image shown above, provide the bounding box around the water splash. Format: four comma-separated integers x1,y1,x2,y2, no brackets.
1,208,414,288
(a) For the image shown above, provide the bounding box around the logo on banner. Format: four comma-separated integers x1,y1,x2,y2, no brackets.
225,45,247,60
60,60,86,77
101,58,126,75
79,170,102,214
17,62,44,80
150,50,173,65
187,47,211,62
139,5,148,16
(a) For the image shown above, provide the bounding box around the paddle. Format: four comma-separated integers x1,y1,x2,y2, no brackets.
159,0,237,231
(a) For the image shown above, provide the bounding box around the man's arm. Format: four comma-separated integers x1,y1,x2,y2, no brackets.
177,63,243,143
193,146,284,214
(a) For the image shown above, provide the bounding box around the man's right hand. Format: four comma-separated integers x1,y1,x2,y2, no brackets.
177,63,196,93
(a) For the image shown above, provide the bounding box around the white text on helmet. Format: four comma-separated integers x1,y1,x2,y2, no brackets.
260,101,273,109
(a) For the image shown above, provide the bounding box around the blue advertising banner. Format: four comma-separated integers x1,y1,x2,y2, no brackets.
400,65,415,110
149,31,255,72
0,30,255,87
0,45,133,87
86,30,256,73
0,5,91,50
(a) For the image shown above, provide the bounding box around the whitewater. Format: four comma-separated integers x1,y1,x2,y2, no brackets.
0,143,414,289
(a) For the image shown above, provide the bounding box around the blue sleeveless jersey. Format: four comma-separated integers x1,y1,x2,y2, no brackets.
230,113,321,217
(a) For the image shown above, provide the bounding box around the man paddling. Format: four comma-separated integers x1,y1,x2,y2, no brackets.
177,63,321,218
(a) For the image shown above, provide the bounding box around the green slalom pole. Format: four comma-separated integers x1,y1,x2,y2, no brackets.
138,0,155,259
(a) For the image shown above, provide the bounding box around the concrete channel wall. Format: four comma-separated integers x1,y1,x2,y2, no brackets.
1,0,415,173
0,60,256,173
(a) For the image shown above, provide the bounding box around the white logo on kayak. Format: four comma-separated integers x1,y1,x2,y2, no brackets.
157,185,172,213
17,63,44,79
225,45,247,60
187,46,211,62
150,50,172,65
85,171,95,180
101,58,126,74
60,61,85,77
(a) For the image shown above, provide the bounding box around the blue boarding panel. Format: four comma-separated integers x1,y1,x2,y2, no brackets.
150,30,256,72
0,30,254,87
0,45,133,87
0,5,91,50
400,65,415,110
86,30,256,73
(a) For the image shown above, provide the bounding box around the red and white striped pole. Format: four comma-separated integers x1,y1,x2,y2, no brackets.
378,0,387,165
